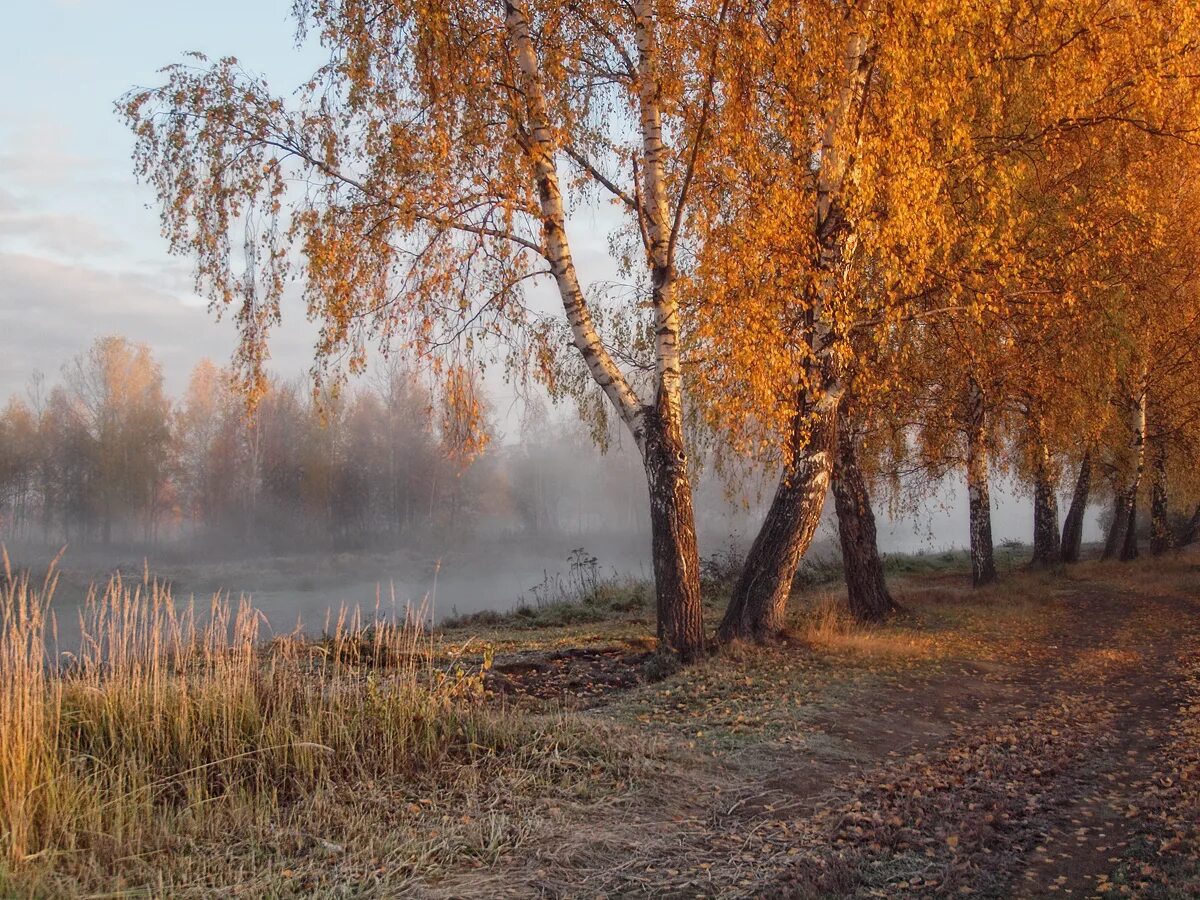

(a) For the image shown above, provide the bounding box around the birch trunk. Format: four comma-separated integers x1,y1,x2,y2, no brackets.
633,0,705,658
1119,491,1140,560
718,402,836,643
1101,492,1130,560
1060,451,1091,563
505,0,704,658
1149,440,1172,556
644,410,706,659
966,377,997,586
832,412,896,622
1119,389,1147,562
1030,442,1061,566
717,12,872,643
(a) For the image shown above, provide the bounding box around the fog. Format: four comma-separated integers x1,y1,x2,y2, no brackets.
0,335,1107,655
6,464,1102,659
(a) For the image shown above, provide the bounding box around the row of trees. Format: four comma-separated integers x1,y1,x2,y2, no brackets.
124,0,1200,659
0,337,665,550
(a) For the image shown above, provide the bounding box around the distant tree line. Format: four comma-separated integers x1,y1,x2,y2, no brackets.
0,335,662,552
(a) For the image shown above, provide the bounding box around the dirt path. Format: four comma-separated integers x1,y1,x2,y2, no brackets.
429,568,1200,898
763,583,1199,898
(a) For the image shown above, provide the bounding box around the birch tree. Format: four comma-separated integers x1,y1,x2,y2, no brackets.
831,391,896,622
123,0,739,659
691,0,1200,636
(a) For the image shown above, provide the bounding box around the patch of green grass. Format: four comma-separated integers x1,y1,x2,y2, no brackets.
442,578,653,631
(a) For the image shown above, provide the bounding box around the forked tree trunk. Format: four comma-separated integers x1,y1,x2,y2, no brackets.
717,11,872,645
506,0,704,660
832,415,896,622
718,403,837,643
1060,451,1091,563
1149,440,1172,557
1030,443,1061,566
643,410,706,661
1101,492,1130,560
965,377,997,586
1119,389,1147,562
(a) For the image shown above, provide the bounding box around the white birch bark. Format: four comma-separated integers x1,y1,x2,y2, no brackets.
505,0,704,658
721,7,877,642
503,1,647,449
811,6,873,378
632,0,683,424
630,0,705,658
965,376,997,585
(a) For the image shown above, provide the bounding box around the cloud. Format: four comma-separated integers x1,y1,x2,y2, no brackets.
0,126,102,190
0,252,318,397
0,211,130,257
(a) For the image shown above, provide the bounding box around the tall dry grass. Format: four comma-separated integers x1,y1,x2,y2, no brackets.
793,589,940,659
0,552,504,885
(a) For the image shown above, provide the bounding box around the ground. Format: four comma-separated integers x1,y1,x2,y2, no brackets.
5,551,1199,898
429,556,1200,898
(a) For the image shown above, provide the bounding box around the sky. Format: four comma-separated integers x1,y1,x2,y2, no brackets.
0,0,625,409
0,0,327,398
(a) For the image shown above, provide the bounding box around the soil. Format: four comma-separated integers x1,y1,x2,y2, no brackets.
449,563,1200,898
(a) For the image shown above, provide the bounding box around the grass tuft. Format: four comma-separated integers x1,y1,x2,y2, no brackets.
0,552,632,896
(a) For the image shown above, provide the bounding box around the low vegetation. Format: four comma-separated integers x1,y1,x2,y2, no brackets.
5,545,1198,896
0,554,637,897
442,549,653,630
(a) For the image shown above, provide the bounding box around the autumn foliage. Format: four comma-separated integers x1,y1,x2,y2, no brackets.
120,0,1200,658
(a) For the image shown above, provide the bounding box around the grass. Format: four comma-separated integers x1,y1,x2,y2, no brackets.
793,589,942,659
441,577,652,631
4,541,1185,896
437,545,987,636
0,554,637,897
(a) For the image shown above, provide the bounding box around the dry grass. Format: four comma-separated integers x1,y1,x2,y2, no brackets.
0,553,636,897
793,590,939,659
5,545,1183,896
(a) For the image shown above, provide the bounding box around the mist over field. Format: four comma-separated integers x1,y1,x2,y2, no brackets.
0,334,1101,650
8,2,1200,895
10,473,1070,638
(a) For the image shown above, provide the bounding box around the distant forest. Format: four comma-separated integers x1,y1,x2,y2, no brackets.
0,335,674,552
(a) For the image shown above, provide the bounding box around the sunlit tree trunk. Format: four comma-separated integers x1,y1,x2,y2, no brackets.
632,0,705,659
718,402,837,643
832,408,896,622
966,376,997,586
1030,442,1061,565
1060,450,1091,563
504,0,706,658
1149,439,1173,556
643,409,705,659
717,16,871,644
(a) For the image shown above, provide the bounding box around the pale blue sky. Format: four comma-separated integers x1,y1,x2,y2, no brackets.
0,0,325,396
0,0,621,401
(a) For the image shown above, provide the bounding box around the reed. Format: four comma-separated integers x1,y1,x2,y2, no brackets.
0,552,500,882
